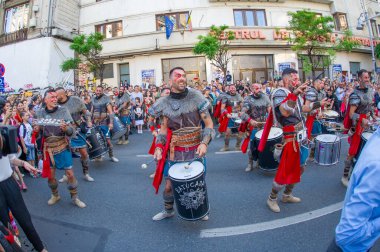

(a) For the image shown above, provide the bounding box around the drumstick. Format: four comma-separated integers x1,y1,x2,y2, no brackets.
141,158,156,169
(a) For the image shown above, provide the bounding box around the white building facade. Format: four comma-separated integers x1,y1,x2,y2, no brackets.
1,0,380,90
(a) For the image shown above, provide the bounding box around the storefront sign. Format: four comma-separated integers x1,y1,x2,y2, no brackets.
142,69,155,87
0,63,5,77
332,64,342,80
0,77,4,93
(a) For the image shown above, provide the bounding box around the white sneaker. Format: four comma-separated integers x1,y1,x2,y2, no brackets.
59,175,68,183
72,198,86,208
83,174,95,182
245,164,253,172
110,156,119,163
47,195,61,205
152,210,175,221
341,177,349,187
149,173,155,179
201,215,209,221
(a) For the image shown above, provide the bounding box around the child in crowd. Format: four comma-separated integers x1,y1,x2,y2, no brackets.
19,112,37,177
134,97,144,134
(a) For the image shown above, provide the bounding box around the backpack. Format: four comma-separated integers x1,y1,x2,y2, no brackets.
17,123,27,142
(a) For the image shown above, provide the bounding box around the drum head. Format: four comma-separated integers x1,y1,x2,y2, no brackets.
234,119,242,124
362,132,373,141
315,134,340,143
255,127,283,140
323,110,339,118
169,161,204,180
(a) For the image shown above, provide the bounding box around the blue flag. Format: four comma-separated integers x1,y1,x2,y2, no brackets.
165,16,174,40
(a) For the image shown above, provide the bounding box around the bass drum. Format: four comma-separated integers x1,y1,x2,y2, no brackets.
111,116,127,140
355,132,373,161
87,128,108,160
314,134,341,165
254,127,283,171
168,161,209,221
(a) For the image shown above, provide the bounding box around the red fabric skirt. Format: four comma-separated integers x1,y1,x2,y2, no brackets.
274,125,301,185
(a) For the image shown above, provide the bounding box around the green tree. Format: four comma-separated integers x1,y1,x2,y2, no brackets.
61,32,106,85
287,10,359,79
193,25,235,82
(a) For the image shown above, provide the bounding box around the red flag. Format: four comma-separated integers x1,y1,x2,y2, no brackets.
153,129,172,194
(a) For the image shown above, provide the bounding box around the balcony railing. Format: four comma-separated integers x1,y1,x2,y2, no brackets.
0,28,28,47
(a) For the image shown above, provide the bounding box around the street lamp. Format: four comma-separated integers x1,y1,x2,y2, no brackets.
357,0,380,81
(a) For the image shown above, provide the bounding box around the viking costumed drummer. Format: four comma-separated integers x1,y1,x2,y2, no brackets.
303,79,330,159
92,85,119,162
342,69,376,187
240,83,270,172
259,68,308,213
218,84,244,151
55,87,95,182
35,89,86,208
113,86,131,145
149,67,214,221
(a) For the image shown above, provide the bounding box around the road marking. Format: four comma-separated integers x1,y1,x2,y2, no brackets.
200,201,343,238
215,151,242,155
136,154,151,157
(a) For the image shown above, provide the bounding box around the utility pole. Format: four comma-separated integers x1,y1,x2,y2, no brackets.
360,0,378,81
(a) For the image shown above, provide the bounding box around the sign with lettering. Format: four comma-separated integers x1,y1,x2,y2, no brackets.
0,77,4,93
332,64,342,80
0,64,4,77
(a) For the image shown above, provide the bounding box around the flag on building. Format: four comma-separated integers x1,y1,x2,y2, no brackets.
165,16,174,39
187,11,192,32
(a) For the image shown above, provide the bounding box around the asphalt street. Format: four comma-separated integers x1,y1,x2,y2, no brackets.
20,130,380,252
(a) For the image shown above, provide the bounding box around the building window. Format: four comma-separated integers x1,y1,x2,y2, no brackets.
350,62,361,80
231,55,274,83
298,55,330,82
95,63,114,79
119,63,130,87
95,21,122,39
162,57,206,83
333,13,348,31
156,12,191,31
4,3,29,34
234,10,267,27
371,20,378,37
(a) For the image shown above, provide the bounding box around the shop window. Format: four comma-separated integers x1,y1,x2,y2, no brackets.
298,55,330,81
233,10,267,27
95,63,114,79
333,13,348,31
350,62,360,80
156,12,191,31
231,55,274,83
4,3,29,34
119,63,130,87
162,57,206,83
95,21,123,39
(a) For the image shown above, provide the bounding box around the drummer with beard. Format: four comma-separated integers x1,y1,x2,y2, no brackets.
55,87,95,182
342,69,376,187
113,86,131,145
149,67,215,221
259,68,308,213
303,79,330,159
92,85,119,162
219,84,244,151
240,83,271,172
35,89,86,208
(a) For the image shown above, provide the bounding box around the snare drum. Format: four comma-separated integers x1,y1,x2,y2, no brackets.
356,132,373,161
254,127,283,171
111,116,127,140
87,128,109,160
314,134,341,165
168,161,210,221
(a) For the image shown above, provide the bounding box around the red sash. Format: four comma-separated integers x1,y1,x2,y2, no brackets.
241,125,253,154
305,114,316,140
214,101,222,118
218,106,232,133
152,129,172,194
41,137,52,179
274,125,301,185
348,114,366,156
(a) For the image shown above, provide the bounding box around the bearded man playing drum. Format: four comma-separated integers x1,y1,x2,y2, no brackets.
35,89,86,208
113,86,131,145
303,79,330,159
92,85,119,163
342,69,376,187
240,83,271,172
218,84,244,151
55,87,95,182
259,68,308,213
149,67,214,221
